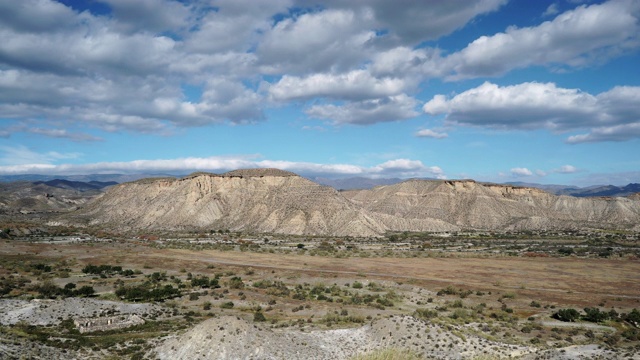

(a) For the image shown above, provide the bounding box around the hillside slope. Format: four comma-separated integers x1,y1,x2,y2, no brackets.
74,169,391,237
0,181,102,213
69,171,640,236
343,180,640,231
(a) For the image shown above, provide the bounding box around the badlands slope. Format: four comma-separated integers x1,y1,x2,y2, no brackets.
344,179,640,232
72,170,640,236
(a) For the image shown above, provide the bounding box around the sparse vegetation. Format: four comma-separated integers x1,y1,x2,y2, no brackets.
1,226,639,358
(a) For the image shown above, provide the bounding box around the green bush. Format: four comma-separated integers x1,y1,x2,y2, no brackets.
413,308,438,320
553,308,580,322
253,311,266,322
583,307,609,323
350,348,420,360
220,301,234,309
228,277,244,289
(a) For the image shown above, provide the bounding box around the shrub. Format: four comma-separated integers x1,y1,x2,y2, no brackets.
413,308,438,320
74,285,95,297
350,347,420,360
553,308,580,322
228,276,244,289
253,311,266,322
220,301,234,309
583,307,609,323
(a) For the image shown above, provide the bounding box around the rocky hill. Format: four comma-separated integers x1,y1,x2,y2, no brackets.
0,181,105,213
68,170,640,236
343,179,640,232
73,169,390,237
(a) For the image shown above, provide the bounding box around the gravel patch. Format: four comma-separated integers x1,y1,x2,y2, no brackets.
0,298,164,326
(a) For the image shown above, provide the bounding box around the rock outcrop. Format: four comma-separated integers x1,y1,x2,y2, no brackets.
74,170,388,237
343,179,640,231
70,170,640,236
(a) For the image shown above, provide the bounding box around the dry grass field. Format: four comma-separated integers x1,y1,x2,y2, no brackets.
1,233,639,359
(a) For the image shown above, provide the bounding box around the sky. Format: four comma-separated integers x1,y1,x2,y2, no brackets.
0,0,639,186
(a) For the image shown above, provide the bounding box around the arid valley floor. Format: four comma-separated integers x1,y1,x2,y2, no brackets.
1,228,639,359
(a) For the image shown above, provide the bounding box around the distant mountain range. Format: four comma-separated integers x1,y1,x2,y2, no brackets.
506,182,640,197
0,173,178,184
309,176,406,190
33,179,117,192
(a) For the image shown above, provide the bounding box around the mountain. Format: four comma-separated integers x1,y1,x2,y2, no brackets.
66,170,640,236
0,180,107,213
567,183,640,197
344,180,640,232
309,177,404,190
506,182,640,197
0,173,177,184
69,169,394,237
33,179,117,192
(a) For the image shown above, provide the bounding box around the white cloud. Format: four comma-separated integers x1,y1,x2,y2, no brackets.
415,129,448,139
0,154,445,179
543,4,560,17
555,165,579,174
423,82,599,129
100,0,191,34
0,0,637,141
0,145,81,166
0,0,77,33
442,0,640,79
566,123,640,143
369,159,445,179
258,8,375,74
330,0,507,45
268,70,410,102
423,82,640,142
305,94,419,125
26,128,103,142
511,167,533,176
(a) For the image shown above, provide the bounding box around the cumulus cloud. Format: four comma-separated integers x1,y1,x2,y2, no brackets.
258,8,375,74
26,128,103,142
511,167,533,176
100,0,191,34
555,165,579,174
0,0,77,33
305,94,419,125
415,129,448,139
543,4,560,17
423,82,640,142
268,70,411,102
1,0,636,138
0,154,445,179
441,0,640,79
326,0,507,45
567,123,640,143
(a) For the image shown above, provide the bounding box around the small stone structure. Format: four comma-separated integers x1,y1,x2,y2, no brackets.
74,314,144,333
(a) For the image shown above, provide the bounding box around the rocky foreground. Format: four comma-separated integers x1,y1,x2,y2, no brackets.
67,168,640,236
153,315,629,360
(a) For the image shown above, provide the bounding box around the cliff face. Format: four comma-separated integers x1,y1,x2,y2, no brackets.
73,172,640,236
77,171,388,237
343,180,640,231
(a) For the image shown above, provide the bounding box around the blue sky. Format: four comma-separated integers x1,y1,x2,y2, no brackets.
0,0,639,186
